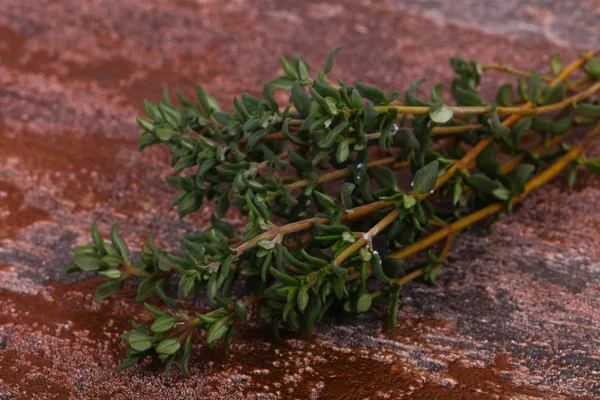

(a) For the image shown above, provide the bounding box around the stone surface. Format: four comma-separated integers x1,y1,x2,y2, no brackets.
0,0,599,399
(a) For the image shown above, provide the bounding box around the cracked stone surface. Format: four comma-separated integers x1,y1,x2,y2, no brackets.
0,0,599,399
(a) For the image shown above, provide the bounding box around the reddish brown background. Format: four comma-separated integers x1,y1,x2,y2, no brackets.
0,0,599,399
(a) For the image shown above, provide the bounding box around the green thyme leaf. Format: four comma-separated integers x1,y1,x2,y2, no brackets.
429,103,454,123
356,82,388,105
74,256,105,272
93,280,121,302
129,331,152,352
156,338,181,355
324,46,342,74
495,83,514,106
152,315,177,333
413,161,439,195
576,103,600,118
356,294,372,313
207,318,229,345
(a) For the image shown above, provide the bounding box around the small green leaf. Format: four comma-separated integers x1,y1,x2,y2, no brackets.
110,224,129,260
180,336,192,378
549,115,573,134
452,179,462,206
342,231,355,243
356,82,388,105
206,318,229,345
488,113,510,137
280,56,298,79
163,354,175,376
371,252,392,283
101,254,122,267
466,174,500,193
157,253,174,272
117,356,141,372
93,280,121,302
145,303,167,317
291,82,311,117
518,77,528,101
98,269,122,280
510,164,535,193
129,331,152,352
234,300,250,321
402,195,416,209
430,84,443,103
575,103,600,118
156,338,181,355
395,128,420,149
542,82,565,105
91,222,105,252
136,117,155,132
257,239,275,251
304,294,321,332
156,279,179,311
321,120,349,148
495,83,514,106
341,182,355,209
196,84,214,116
262,84,278,112
269,76,295,90
332,264,348,280
413,161,439,195
492,186,512,201
405,78,429,106
324,46,342,74
356,294,372,313
178,193,202,218
511,116,532,144
429,103,454,123
313,80,341,102
585,57,600,79
297,286,309,313
288,148,313,173
207,273,218,301
370,165,398,191
336,140,350,163
350,89,363,111
151,315,177,333
454,87,485,107
156,128,175,141
136,272,161,301
324,97,338,115
72,246,96,256
359,247,372,262
314,190,339,211
476,143,499,175
213,111,232,126
297,59,310,81
74,256,104,272
178,275,196,299
269,267,299,287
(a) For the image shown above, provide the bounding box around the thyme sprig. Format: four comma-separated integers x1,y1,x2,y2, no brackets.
67,48,600,377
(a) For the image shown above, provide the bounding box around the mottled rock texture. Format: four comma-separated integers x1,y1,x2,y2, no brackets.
0,0,599,399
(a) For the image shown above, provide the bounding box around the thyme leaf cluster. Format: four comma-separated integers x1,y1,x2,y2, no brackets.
67,48,600,377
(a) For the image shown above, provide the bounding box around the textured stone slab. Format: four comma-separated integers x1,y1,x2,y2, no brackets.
0,0,599,398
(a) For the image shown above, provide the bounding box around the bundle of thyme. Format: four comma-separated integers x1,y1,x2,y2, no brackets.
67,48,600,377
